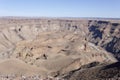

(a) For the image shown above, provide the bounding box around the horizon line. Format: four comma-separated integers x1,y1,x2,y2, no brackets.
0,16,120,20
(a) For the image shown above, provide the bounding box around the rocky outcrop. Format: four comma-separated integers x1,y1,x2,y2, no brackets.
64,62,120,80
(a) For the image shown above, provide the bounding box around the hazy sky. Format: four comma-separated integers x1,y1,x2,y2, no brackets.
0,0,120,18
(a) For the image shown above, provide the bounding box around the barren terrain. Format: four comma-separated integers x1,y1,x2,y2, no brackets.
0,17,119,80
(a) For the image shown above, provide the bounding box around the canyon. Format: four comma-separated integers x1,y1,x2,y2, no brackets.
0,17,119,80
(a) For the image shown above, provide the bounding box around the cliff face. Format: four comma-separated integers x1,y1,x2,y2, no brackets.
88,20,120,59
0,18,119,77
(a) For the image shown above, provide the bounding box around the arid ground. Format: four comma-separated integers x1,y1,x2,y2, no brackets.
0,17,119,80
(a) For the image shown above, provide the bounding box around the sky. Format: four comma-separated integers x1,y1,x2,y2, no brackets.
0,0,120,18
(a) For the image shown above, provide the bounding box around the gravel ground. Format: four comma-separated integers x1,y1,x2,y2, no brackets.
0,74,66,80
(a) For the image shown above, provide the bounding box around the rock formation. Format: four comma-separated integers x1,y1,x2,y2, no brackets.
88,20,120,59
